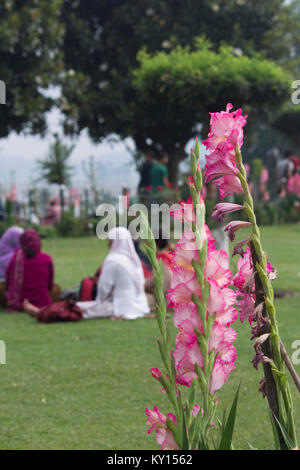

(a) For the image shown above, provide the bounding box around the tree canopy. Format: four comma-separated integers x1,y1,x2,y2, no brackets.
0,1,64,138
133,43,291,181
60,0,299,141
273,106,300,148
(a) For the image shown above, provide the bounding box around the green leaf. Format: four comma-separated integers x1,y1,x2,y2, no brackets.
272,412,296,450
267,409,281,450
181,406,190,450
218,384,240,450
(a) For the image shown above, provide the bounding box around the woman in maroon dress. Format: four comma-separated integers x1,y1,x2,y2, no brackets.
6,229,55,311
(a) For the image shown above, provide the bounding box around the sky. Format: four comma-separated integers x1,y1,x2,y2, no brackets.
0,105,140,198
0,88,207,200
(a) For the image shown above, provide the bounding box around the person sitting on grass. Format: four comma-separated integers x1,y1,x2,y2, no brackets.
23,226,150,322
0,226,24,307
6,229,60,311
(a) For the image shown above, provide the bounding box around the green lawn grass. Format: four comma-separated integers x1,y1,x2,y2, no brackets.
0,226,299,449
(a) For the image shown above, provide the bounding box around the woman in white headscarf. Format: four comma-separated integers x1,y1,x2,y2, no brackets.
24,226,150,321
77,226,150,320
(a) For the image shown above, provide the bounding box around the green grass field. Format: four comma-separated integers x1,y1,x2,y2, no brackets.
0,225,299,449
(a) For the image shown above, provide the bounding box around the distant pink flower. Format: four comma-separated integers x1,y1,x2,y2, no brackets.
287,173,300,198
212,203,244,223
225,220,252,241
260,167,269,185
244,163,250,180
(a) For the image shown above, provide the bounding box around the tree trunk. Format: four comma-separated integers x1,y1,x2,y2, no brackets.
167,147,185,186
250,242,286,449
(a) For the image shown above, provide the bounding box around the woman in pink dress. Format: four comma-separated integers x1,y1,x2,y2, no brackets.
6,229,54,311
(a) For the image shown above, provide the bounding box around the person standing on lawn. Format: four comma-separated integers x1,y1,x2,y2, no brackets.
150,152,169,193
138,150,155,194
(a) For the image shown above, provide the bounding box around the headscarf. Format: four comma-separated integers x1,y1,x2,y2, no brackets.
6,229,41,311
0,226,24,281
20,229,41,258
104,227,145,293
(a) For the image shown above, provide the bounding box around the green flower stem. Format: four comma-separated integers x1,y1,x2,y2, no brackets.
190,144,217,438
141,213,183,432
235,144,297,448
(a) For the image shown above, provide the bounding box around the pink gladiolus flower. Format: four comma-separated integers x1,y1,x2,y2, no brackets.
212,203,244,223
205,249,232,288
216,175,244,200
209,324,237,364
225,221,252,241
210,357,236,395
156,427,179,450
171,200,195,225
233,248,253,290
203,103,247,153
238,293,255,324
202,103,247,199
211,284,238,327
146,408,178,450
173,303,203,334
145,406,166,434
167,273,201,307
151,368,162,381
192,405,201,417
173,332,204,387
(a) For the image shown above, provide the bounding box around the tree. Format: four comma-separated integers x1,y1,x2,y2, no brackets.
273,106,300,148
37,134,75,186
59,1,299,147
0,1,64,138
82,155,101,210
132,43,291,182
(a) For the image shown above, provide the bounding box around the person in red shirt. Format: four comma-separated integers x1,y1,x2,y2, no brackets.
6,229,55,311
